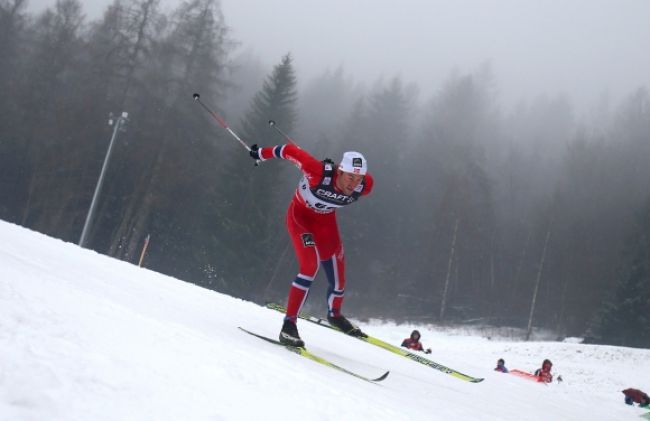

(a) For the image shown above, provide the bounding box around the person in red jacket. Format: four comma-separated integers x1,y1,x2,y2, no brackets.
401,330,432,354
622,388,650,407
534,359,554,383
250,144,373,347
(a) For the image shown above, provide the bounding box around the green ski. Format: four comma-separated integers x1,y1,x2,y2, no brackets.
265,303,483,383
238,327,389,383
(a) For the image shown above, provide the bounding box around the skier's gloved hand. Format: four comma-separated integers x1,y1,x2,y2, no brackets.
249,144,261,160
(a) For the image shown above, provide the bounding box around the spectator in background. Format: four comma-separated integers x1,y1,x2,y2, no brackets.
622,388,650,407
534,359,554,383
401,330,432,354
494,358,509,373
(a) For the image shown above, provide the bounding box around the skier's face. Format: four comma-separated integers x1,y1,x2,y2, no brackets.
336,170,364,195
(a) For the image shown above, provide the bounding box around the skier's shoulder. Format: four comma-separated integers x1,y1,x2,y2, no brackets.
361,172,374,195
268,144,322,180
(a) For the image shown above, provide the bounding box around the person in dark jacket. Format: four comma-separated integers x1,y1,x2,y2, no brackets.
401,330,431,354
494,358,509,373
622,388,650,407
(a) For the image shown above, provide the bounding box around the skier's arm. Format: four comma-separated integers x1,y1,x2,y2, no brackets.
254,144,323,178
250,143,374,193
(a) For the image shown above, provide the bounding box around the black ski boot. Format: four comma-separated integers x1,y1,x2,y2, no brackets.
327,314,367,338
279,320,305,347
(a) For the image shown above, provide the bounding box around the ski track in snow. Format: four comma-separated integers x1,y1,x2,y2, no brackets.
1,220,649,421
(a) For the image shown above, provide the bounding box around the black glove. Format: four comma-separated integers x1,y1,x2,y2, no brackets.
249,144,261,160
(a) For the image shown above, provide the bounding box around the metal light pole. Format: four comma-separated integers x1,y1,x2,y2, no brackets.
79,111,129,248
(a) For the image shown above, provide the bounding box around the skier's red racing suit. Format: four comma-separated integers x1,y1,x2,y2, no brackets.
256,144,373,320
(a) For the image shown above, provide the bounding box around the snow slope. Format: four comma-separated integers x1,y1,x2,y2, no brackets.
1,220,649,420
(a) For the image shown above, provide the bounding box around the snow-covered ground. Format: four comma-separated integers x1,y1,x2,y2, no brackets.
1,219,649,421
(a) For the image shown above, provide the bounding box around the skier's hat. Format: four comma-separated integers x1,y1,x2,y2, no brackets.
338,151,367,175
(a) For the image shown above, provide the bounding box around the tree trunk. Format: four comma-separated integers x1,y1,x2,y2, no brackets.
555,274,569,337
107,170,152,257
439,217,459,321
526,221,553,340
511,228,531,309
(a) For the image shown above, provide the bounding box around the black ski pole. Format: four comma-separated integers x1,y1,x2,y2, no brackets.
268,120,296,145
193,93,260,165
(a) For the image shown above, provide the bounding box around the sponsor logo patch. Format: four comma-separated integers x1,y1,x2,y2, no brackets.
301,233,315,247
352,157,363,168
316,188,348,201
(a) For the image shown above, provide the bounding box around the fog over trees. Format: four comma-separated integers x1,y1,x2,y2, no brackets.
2,0,649,347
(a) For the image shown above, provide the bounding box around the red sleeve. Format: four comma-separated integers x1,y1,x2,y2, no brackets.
258,144,323,185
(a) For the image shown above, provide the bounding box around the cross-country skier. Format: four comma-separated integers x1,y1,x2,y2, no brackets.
249,144,373,347
401,330,432,354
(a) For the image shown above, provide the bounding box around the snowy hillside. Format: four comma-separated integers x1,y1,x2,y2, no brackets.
1,219,649,421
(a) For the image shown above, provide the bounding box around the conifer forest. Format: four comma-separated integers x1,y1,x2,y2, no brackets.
1,0,649,347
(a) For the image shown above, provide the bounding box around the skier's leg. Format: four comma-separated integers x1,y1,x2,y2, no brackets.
322,246,345,317
314,214,344,317
317,220,365,337
285,204,319,322
279,205,319,347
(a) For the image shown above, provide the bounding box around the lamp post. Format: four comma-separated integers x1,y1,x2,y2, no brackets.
79,111,129,248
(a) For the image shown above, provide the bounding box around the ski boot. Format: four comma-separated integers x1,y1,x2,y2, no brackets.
279,319,305,348
327,314,367,338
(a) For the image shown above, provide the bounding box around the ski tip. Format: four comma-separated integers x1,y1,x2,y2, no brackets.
373,371,390,382
470,377,485,383
237,326,254,336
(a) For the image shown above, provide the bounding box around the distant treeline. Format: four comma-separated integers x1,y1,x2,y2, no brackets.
1,0,649,348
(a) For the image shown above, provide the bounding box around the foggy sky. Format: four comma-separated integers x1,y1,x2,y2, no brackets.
28,0,650,113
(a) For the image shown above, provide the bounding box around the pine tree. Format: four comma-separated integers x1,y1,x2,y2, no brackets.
0,0,30,223
240,53,297,141
0,0,28,131
339,77,416,314
106,0,233,269
18,0,87,238
412,70,498,320
299,66,357,148
586,198,650,348
220,53,299,299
